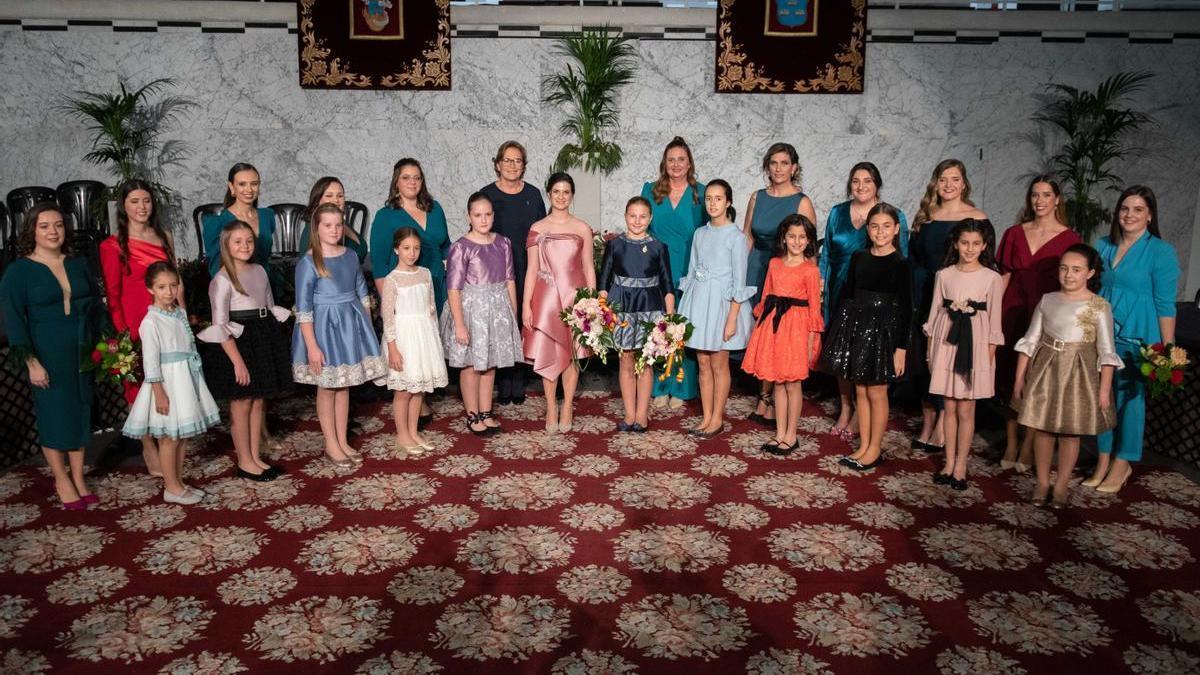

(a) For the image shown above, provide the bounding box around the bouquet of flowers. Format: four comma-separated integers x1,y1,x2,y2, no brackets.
1137,341,1190,398
560,288,622,364
635,314,693,382
87,332,141,385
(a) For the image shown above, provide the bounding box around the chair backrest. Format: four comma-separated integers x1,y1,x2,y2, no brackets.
345,201,369,242
192,203,224,260
6,186,58,232
0,202,12,268
269,203,307,255
55,180,109,235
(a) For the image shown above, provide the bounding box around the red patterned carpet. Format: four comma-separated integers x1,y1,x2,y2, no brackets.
1,391,1199,674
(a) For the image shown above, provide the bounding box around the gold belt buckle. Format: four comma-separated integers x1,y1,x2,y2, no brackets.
1044,337,1065,351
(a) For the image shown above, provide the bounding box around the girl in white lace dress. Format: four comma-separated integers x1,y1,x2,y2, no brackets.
381,227,449,454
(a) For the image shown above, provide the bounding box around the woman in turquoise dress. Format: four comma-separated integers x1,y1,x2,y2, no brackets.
1086,186,1179,494
298,177,368,262
0,203,109,508
820,162,909,437
743,142,817,425
369,158,451,315
202,162,276,278
642,137,706,408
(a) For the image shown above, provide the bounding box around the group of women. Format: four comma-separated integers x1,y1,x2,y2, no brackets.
0,137,1180,506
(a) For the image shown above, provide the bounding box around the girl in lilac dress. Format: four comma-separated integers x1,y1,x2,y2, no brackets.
441,193,525,435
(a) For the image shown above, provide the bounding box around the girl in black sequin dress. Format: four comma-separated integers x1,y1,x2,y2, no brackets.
823,203,913,471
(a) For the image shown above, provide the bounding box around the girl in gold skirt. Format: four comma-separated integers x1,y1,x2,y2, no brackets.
1012,244,1122,508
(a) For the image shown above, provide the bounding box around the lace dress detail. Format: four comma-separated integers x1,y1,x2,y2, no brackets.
381,268,449,392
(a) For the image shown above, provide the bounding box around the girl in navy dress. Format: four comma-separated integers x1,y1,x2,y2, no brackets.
600,196,675,432
292,204,387,468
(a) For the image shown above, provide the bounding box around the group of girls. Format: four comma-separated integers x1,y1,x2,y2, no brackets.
0,138,1179,510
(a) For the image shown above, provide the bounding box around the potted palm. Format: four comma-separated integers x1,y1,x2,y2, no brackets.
542,27,637,231
60,78,196,242
1032,71,1155,243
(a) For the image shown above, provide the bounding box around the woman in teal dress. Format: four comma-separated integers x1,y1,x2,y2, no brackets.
743,142,817,425
1086,186,1179,494
298,177,368,262
369,158,451,315
202,162,276,278
819,162,909,436
0,203,109,508
642,137,706,407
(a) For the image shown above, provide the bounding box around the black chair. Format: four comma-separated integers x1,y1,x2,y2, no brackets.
192,203,224,261
6,186,57,231
56,180,109,234
0,203,12,269
345,200,370,243
269,203,307,255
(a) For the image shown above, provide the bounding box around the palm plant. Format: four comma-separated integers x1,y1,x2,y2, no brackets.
1032,71,1154,242
542,27,637,175
60,78,196,226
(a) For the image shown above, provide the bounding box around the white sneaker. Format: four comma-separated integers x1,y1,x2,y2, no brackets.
186,487,206,499
164,488,203,505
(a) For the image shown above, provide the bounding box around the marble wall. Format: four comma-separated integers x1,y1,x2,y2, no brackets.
1,30,1198,294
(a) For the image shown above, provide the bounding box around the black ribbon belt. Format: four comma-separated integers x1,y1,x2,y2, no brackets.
943,298,988,381
757,295,809,333
752,233,774,251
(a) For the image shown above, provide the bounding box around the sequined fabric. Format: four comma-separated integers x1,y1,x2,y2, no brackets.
823,290,902,384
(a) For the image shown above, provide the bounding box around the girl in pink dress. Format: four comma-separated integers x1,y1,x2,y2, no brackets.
522,173,595,433
923,220,1004,491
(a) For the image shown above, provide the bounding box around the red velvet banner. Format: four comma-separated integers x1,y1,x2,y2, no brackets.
716,0,866,94
298,0,451,90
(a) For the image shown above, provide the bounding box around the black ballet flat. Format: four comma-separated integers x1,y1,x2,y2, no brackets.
924,443,945,454
765,440,798,457
951,477,969,491
849,457,883,472
237,467,275,482
838,456,856,467
933,472,952,485
630,423,648,433
263,464,285,478
911,438,931,452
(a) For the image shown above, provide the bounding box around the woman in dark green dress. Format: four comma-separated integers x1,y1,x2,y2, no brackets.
0,203,109,509
201,162,277,279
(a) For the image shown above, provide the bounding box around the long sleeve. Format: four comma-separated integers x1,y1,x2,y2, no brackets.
98,240,128,333
262,268,292,323
894,258,913,350
1150,240,1180,319
368,209,394,278
818,211,833,289
805,263,824,333
202,211,229,278
435,204,451,266
727,234,756,303
678,231,701,294
354,263,370,310
987,271,1005,345
922,270,945,338
140,317,163,383
1013,297,1045,357
294,257,318,323
0,265,33,361
598,240,616,294
380,275,397,341
445,241,468,292
197,273,242,343
1095,299,1124,370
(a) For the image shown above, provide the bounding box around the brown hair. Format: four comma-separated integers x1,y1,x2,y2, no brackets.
626,195,652,213
218,220,255,296
309,203,344,278
650,137,700,205
761,142,802,190
116,179,175,273
305,176,360,245
223,162,260,208
1017,174,1069,228
143,260,179,289
845,161,883,199
1109,184,1161,243
867,202,904,250
386,158,434,212
392,226,422,249
16,202,71,257
492,140,528,179
913,158,973,233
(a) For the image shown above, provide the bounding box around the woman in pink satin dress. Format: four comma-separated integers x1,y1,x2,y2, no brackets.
522,172,596,433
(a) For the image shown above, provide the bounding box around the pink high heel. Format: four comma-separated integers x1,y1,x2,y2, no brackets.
62,499,86,511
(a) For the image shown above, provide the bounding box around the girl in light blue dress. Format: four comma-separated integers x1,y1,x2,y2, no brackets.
678,179,756,439
293,204,387,468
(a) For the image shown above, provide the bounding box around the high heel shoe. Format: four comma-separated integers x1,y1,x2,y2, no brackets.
1096,467,1132,494
1080,474,1104,489
80,494,100,505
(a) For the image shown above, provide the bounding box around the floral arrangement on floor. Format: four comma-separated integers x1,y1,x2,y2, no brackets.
561,288,622,364
635,314,693,382
87,332,141,385
1138,341,1189,398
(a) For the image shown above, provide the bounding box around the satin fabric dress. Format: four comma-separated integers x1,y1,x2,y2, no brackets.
994,225,1080,398
1096,232,1180,462
99,236,171,403
523,231,589,381
819,201,909,326
368,203,451,315
746,189,804,307
642,181,705,401
921,266,1005,399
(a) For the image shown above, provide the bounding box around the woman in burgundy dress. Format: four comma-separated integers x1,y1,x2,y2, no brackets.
995,175,1080,470
99,179,182,477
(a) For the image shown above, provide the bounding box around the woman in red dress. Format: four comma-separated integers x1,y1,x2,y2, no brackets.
995,175,1080,470
99,179,182,477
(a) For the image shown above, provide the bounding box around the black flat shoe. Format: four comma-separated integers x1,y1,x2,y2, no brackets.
911,439,931,452
838,456,856,467
617,421,633,432
765,440,797,457
849,457,883,472
924,443,945,454
747,413,767,426
951,477,969,491
263,464,285,478
933,472,952,485
630,423,648,433
237,467,275,482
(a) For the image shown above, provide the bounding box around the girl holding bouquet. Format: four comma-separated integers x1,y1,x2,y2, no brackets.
599,196,675,432
741,214,823,455
523,173,595,433
678,180,756,439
